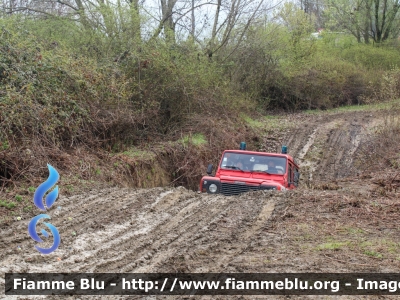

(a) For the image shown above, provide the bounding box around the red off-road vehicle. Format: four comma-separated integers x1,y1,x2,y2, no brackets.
200,143,300,196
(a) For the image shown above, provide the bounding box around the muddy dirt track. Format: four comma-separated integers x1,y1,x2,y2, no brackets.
1,108,399,299
284,110,382,182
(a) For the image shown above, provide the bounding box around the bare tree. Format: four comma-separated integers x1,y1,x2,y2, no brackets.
206,0,279,59
150,0,178,43
0,0,142,42
326,0,400,43
191,0,195,37
209,0,221,54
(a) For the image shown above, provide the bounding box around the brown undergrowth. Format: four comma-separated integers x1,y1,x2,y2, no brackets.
271,178,400,270
355,103,400,173
0,112,260,224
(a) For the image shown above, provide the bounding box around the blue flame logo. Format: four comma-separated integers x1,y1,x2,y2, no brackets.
28,164,61,254
33,164,59,210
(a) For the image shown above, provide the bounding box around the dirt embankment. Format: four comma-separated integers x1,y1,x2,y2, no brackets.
1,107,400,299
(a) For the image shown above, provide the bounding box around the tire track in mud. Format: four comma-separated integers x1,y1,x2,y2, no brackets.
284,111,380,184
153,192,280,273
205,197,276,272
0,187,282,284
93,188,219,272
0,109,390,299
0,188,155,273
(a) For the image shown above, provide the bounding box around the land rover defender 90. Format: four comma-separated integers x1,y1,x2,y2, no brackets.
200,143,300,196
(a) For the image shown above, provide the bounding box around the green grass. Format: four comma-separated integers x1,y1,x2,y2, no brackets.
360,238,400,254
344,227,365,235
305,98,400,115
15,195,23,202
364,250,383,258
316,241,350,250
242,114,291,132
0,140,9,150
23,205,32,212
264,115,280,119
120,148,156,160
0,200,16,209
179,133,207,147
243,115,264,128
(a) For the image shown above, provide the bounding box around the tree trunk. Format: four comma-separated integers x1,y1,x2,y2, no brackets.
129,0,141,42
374,0,382,42
151,0,177,43
208,0,221,58
363,0,371,43
191,0,195,38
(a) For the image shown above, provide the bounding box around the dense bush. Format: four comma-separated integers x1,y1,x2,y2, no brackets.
226,22,400,110
1,10,400,139
0,17,248,157
1,5,400,188
0,23,92,147
1,9,400,150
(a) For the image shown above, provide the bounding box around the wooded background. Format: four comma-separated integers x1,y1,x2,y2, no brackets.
1,0,400,188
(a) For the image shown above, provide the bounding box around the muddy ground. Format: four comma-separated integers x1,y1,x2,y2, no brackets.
1,107,400,299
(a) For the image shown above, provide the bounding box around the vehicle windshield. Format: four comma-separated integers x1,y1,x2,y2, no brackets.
220,152,287,174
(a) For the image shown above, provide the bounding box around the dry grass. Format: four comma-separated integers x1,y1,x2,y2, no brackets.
355,103,400,173
271,179,400,270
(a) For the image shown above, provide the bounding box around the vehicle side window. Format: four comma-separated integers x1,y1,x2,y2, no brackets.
288,164,293,183
294,167,300,186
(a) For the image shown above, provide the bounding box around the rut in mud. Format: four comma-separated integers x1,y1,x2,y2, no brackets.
282,110,382,184
1,108,398,299
0,187,281,274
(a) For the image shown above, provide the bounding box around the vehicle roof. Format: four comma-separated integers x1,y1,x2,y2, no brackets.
222,150,299,166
